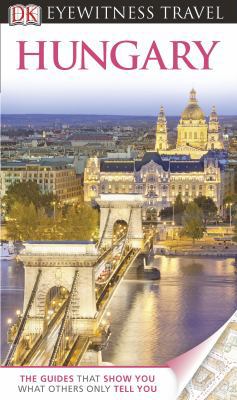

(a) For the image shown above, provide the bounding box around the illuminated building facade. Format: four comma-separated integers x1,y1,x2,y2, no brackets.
0,160,81,202
84,90,228,218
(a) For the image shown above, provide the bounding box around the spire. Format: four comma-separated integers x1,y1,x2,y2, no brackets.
189,88,197,105
209,105,218,122
158,105,166,123
155,105,168,151
207,104,223,149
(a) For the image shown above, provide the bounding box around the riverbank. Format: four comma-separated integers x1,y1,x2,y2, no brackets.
154,238,237,258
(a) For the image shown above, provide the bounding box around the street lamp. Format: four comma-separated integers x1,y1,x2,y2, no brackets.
172,201,175,226
226,202,233,228
25,335,30,350
52,201,56,221
65,336,70,351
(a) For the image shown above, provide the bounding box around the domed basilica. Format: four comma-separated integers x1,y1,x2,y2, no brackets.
155,89,223,154
84,90,229,217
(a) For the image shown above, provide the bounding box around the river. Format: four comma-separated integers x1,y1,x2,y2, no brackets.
1,256,237,364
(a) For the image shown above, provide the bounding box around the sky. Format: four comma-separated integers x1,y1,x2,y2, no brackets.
2,24,237,115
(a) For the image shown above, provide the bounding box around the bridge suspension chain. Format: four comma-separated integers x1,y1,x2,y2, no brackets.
49,270,79,366
4,269,42,366
20,299,68,365
118,208,132,261
97,208,111,249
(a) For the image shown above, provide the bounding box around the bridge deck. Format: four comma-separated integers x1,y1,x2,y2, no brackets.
6,234,152,366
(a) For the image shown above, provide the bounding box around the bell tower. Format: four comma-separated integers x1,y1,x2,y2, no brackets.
155,106,168,151
207,106,223,150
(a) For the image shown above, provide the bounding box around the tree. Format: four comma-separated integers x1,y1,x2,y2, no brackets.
180,202,205,244
194,196,217,225
159,194,186,224
6,202,40,241
224,194,237,205
5,200,99,242
174,194,186,225
62,203,99,241
4,181,57,214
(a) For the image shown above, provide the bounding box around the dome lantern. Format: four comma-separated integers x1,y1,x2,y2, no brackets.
189,88,197,104
181,89,205,121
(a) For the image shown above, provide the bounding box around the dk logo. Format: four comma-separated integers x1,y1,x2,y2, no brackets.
8,4,42,26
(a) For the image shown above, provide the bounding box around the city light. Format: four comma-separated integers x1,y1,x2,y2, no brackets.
226,202,233,227
2,88,236,368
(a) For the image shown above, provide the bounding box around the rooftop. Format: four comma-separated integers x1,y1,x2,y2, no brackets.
1,159,72,169
99,150,226,173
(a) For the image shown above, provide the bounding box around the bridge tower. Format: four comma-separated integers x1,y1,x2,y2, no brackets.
15,241,102,365
97,194,144,249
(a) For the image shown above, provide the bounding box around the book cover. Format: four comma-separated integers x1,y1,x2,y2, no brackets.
1,1,237,399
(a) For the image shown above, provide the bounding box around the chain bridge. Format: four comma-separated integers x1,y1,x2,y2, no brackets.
4,194,153,366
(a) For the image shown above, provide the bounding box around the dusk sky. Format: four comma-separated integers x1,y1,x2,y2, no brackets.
2,24,237,115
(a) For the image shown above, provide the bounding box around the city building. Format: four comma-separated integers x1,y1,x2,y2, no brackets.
70,133,116,150
84,90,230,218
0,159,81,202
156,89,224,159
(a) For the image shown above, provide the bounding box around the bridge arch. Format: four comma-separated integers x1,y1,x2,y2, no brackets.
112,219,128,243
44,286,69,323
97,194,144,249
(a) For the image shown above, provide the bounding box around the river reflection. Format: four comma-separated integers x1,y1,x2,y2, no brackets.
1,256,237,364
1,259,24,362
102,256,237,365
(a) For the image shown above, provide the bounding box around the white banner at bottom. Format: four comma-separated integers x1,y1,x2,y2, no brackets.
0,367,177,400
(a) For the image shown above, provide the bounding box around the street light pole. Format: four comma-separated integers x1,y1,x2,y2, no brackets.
52,201,56,221
172,201,175,225
172,201,175,240
229,202,233,228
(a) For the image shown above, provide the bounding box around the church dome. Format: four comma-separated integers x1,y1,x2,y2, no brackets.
181,89,205,120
